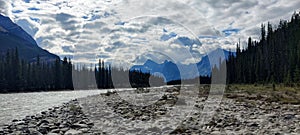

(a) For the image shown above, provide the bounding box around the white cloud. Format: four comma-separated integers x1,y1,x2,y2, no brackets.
3,0,300,65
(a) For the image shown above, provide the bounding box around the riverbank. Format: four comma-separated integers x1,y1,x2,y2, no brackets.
1,85,299,134
225,84,300,104
0,99,97,135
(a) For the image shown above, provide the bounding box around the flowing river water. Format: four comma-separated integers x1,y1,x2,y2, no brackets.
0,89,109,126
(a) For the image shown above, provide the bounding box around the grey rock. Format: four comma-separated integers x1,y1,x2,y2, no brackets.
64,129,82,135
12,119,19,122
29,128,43,135
47,133,59,135
72,123,88,129
79,128,89,133
283,112,295,120
211,131,221,135
37,119,50,126
49,128,61,133
141,115,150,121
60,128,69,132
14,120,25,125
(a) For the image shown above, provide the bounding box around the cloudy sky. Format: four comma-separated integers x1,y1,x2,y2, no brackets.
0,0,300,66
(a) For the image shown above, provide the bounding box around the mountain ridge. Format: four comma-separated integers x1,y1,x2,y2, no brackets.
0,14,59,62
131,49,236,82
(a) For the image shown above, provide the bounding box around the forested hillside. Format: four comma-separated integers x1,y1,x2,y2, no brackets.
227,12,300,85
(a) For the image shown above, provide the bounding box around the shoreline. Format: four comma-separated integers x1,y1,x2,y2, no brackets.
0,99,98,135
1,85,299,134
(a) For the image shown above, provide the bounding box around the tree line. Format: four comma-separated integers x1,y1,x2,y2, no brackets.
0,49,73,92
226,11,300,85
0,49,165,93
72,59,164,89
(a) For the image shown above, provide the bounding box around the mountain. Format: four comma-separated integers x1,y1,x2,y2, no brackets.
131,49,236,82
131,60,181,82
197,48,235,75
0,14,59,61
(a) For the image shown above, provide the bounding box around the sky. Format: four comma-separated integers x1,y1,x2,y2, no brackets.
0,0,300,66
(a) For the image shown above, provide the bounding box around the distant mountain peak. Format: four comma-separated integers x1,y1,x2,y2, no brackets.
132,48,236,81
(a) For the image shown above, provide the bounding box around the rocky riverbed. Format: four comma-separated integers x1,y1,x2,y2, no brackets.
1,86,300,134
0,99,97,135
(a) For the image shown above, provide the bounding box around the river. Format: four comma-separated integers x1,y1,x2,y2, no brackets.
0,89,109,126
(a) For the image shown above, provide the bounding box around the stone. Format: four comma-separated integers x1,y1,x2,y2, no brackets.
49,128,61,133
60,128,69,132
41,111,47,115
147,127,161,133
39,127,49,134
141,115,150,121
16,125,26,130
29,128,43,135
37,119,50,126
47,133,59,135
14,120,25,125
79,128,89,133
86,122,94,127
211,131,221,135
71,123,88,129
12,119,19,122
248,123,259,127
283,112,295,120
161,127,173,133
64,129,82,135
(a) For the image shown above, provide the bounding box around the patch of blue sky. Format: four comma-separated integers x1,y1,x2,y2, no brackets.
174,37,201,47
28,7,40,11
160,32,177,41
82,16,89,19
88,14,101,21
23,0,30,3
104,12,110,17
12,10,23,14
222,28,241,36
115,21,125,26
163,28,168,32
198,35,219,39
30,17,40,23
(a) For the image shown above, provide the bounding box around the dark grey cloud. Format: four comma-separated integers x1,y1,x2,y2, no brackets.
147,17,174,25
62,46,74,53
104,41,125,51
55,13,79,31
83,21,106,29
